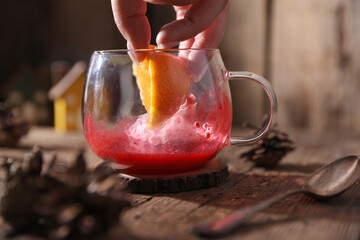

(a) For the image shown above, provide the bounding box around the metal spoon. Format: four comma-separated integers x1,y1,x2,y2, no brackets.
194,155,360,237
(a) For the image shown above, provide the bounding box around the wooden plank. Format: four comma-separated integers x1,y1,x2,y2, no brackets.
123,174,360,240
121,130,360,239
122,173,249,240
50,0,126,57
220,0,267,127
271,0,360,132
2,128,360,239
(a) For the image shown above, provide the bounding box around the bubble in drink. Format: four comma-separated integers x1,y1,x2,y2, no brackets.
84,89,232,175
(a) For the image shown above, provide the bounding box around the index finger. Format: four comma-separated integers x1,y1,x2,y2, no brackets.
144,0,200,6
111,0,151,50
156,0,228,47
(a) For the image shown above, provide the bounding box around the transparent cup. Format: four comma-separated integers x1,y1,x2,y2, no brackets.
82,48,277,175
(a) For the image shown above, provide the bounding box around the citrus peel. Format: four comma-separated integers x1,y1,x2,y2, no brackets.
133,46,191,129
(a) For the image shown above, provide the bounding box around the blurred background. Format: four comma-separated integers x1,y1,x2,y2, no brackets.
1,0,359,134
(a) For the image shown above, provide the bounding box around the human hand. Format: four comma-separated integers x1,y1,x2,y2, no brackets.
111,0,229,51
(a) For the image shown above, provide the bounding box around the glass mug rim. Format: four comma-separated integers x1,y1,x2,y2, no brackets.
94,48,220,55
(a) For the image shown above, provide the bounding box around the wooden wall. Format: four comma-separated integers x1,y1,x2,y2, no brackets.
220,0,267,127
0,0,127,124
220,0,360,133
49,0,126,61
0,0,126,96
272,0,360,132
2,0,359,131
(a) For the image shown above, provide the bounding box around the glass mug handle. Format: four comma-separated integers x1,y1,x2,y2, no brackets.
227,71,277,145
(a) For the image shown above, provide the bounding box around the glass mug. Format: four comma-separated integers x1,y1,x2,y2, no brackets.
82,48,277,175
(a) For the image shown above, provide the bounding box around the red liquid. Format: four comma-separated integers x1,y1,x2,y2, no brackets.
84,93,232,175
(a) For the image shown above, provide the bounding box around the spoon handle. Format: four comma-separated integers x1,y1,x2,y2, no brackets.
194,189,303,237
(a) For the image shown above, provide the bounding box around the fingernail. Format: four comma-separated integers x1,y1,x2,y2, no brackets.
156,41,180,49
143,0,159,3
127,41,140,66
127,41,132,49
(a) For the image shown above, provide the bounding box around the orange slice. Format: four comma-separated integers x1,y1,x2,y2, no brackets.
133,46,191,129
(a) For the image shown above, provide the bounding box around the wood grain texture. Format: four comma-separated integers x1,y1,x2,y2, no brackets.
220,0,360,133
122,174,360,240
220,0,267,127
120,159,229,194
1,128,360,240
121,129,360,240
271,0,360,132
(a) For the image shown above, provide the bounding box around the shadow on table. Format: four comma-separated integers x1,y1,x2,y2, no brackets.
155,171,360,222
271,163,324,174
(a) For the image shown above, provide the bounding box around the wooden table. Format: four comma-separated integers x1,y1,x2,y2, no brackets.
1,127,359,240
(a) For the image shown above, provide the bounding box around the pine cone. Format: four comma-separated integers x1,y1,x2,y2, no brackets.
240,127,295,168
0,147,132,240
0,146,43,228
0,101,29,147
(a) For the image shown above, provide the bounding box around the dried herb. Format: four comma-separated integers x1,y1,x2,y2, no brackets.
0,147,132,240
0,101,29,147
240,123,295,167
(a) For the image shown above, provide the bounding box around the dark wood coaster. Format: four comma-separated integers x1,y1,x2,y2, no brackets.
119,159,229,194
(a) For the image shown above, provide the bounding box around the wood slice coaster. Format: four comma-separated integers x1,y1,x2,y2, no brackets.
119,159,229,194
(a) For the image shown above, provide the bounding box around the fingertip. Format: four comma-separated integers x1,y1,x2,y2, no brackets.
155,30,167,46
157,41,180,49
127,41,133,50
156,29,181,49
127,41,147,64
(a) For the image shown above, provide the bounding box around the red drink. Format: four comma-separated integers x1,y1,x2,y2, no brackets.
84,92,232,175
83,48,277,176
